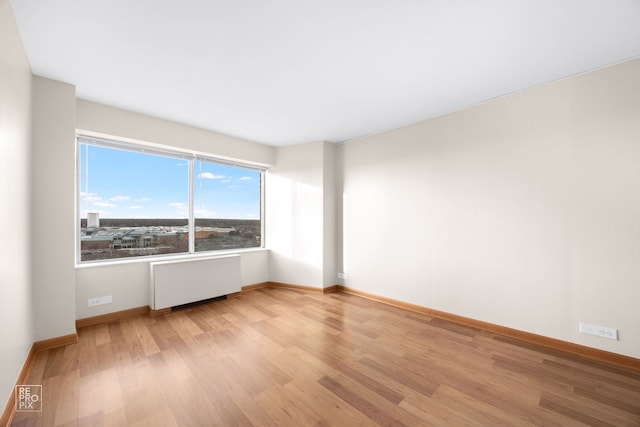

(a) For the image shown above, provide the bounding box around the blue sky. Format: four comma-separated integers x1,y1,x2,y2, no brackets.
79,144,261,219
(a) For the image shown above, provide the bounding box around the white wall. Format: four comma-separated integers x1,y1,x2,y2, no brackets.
266,141,336,288
77,99,275,167
323,143,337,287
31,76,77,340
569,60,640,357
75,101,274,319
0,0,34,409
338,58,640,358
76,250,269,319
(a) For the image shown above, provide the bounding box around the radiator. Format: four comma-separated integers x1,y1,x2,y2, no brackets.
149,255,241,310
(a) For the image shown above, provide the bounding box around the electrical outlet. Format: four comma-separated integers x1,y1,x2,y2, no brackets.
88,295,112,307
337,272,347,279
579,322,618,340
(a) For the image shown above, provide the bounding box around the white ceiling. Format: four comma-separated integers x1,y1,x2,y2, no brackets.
10,0,640,147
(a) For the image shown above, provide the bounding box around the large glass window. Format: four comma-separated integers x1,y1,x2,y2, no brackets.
194,159,262,252
77,136,263,263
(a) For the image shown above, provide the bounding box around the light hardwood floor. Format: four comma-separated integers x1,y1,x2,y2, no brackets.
11,288,640,426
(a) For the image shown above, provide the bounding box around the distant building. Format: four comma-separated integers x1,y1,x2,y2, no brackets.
87,212,100,228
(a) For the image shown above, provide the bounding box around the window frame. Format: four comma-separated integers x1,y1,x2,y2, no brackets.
76,134,265,265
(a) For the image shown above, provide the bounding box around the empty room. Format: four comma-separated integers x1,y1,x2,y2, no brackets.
2,0,640,425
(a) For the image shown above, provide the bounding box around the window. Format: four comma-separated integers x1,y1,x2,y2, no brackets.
77,136,263,262
194,159,262,252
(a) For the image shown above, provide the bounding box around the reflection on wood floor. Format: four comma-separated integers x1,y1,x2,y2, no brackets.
12,287,640,426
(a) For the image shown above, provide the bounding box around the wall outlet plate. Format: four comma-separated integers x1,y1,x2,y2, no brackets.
337,272,347,279
88,295,112,307
579,322,618,340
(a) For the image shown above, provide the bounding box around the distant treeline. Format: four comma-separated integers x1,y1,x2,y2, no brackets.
81,218,260,228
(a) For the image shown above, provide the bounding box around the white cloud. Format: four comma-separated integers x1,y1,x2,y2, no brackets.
81,192,102,202
169,202,187,209
199,172,225,179
138,197,152,202
110,195,131,201
93,201,116,207
238,176,252,181
128,205,143,209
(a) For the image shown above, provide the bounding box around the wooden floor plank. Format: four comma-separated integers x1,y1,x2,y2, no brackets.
285,379,377,427
255,383,321,426
11,288,640,426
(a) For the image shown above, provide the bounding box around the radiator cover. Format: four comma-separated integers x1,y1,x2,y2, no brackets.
149,255,241,310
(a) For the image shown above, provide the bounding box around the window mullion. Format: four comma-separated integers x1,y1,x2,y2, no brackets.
188,157,195,254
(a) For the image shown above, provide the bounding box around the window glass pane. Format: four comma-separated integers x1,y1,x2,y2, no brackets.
79,143,189,261
194,159,262,252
